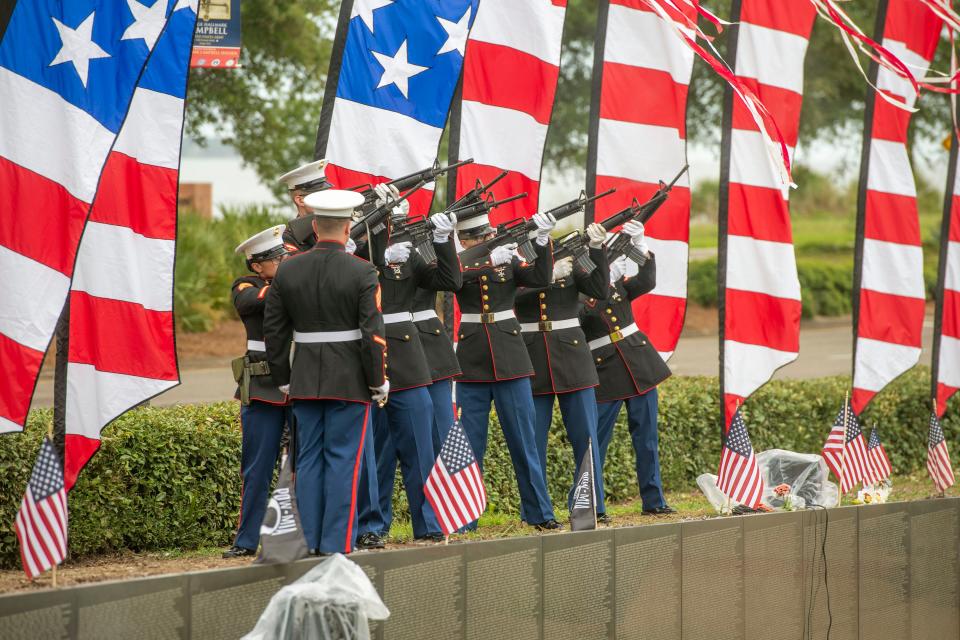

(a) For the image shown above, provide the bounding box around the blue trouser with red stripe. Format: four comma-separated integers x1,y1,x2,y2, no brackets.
533,387,606,513
457,378,555,525
360,378,456,536
595,388,667,511
234,401,287,551
293,399,370,553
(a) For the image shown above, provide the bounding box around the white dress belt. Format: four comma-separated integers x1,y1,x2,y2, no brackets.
247,340,266,352
412,309,438,322
520,318,581,333
460,310,516,324
588,323,640,351
294,329,362,343
383,312,414,324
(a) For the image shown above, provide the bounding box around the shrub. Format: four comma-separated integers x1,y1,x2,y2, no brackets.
0,369,955,567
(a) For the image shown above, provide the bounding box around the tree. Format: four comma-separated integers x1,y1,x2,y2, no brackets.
188,0,954,198
185,1,338,199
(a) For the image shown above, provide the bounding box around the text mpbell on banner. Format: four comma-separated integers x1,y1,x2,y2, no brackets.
190,0,241,68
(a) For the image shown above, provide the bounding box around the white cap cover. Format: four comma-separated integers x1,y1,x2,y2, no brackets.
303,189,365,219
235,225,287,259
456,213,491,232
278,159,330,190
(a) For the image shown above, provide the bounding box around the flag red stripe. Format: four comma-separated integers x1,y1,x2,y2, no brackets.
726,184,791,243
594,179,691,241
738,1,818,37
0,335,45,427
600,64,689,135
731,80,803,147
864,191,921,244
724,289,802,351
67,291,177,379
89,152,178,240
857,290,925,347
326,165,435,218
0,156,89,275
461,41,560,125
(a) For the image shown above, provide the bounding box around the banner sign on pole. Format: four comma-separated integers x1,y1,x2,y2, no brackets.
190,0,241,68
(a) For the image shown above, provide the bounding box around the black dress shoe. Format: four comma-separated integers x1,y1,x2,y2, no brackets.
641,505,677,515
356,532,386,550
597,513,613,525
308,548,331,557
415,533,446,542
533,519,564,531
222,545,256,559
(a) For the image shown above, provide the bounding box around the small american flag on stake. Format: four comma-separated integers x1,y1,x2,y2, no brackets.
15,438,67,580
927,412,955,493
717,407,764,509
425,421,487,535
863,426,891,486
822,399,869,494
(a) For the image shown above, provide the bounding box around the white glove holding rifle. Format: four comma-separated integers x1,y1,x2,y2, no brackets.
490,243,518,266
608,255,629,285
532,212,556,246
384,241,412,264
552,256,574,281
374,182,410,217
431,212,457,244
586,222,606,249
623,220,649,256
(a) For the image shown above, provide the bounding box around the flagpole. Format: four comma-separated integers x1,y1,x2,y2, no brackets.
838,391,849,508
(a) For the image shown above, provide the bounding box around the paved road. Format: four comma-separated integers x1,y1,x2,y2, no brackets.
31,317,935,408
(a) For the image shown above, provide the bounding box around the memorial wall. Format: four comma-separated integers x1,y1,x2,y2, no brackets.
0,499,957,640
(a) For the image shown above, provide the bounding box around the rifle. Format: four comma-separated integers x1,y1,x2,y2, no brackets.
349,158,475,214
447,171,508,211
349,180,425,242
391,192,528,263
458,188,616,265
552,231,598,274
604,164,689,263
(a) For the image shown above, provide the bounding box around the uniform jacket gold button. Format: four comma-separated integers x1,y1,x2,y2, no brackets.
483,304,490,310
611,316,617,322
573,340,578,345
482,284,489,291
596,357,602,363
606,308,612,314
541,314,547,321
483,294,489,300
614,326,621,331
404,335,410,340
540,303,546,310
481,275,488,281
539,292,546,299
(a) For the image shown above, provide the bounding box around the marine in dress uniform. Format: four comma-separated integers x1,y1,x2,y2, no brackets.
454,211,562,530
515,222,609,516
354,203,461,544
278,159,333,253
580,222,674,517
263,190,390,555
223,225,292,559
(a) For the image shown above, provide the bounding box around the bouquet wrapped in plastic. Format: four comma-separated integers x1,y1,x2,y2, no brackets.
243,554,390,640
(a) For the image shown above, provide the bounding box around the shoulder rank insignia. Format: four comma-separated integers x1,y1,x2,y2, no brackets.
236,282,254,291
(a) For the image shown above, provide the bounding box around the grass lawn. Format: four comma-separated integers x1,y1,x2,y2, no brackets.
689,210,943,252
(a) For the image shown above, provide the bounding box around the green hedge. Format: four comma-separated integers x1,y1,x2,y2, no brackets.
1,369,956,567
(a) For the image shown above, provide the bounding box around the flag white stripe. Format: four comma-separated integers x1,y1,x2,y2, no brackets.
735,23,810,93
459,101,548,179
468,0,565,65
425,473,456,533
71,222,176,311
112,88,186,170
14,508,40,578
452,470,479,518
21,492,54,569
459,465,483,514
26,493,60,565
0,68,115,203
37,498,65,554
431,460,467,530
440,463,472,524
426,459,459,527
0,245,71,353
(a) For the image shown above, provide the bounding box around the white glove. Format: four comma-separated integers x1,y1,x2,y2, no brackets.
431,212,456,244
384,241,412,264
552,256,573,281
490,243,518,266
609,255,629,284
345,238,357,255
623,220,649,256
532,212,556,246
278,384,290,395
586,223,606,249
370,380,390,405
391,198,410,218
374,182,400,207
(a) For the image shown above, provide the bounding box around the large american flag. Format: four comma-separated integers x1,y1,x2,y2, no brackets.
15,438,68,580
863,426,891,486
424,421,487,534
927,413,956,493
716,408,764,509
821,401,869,494
0,0,169,434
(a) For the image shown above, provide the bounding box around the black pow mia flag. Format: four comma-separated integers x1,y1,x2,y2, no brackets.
570,439,597,532
255,455,309,564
